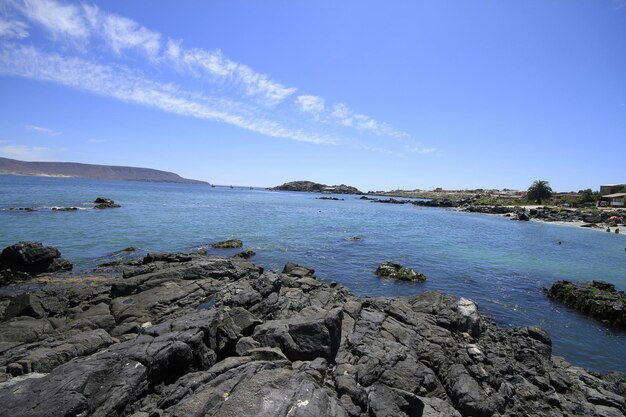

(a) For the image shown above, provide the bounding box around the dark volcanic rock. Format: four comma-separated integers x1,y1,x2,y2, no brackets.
0,241,72,277
544,280,626,329
0,254,624,417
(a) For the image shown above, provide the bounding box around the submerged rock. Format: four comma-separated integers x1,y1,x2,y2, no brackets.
0,254,624,416
375,261,426,282
544,280,626,329
211,239,243,249
234,250,256,259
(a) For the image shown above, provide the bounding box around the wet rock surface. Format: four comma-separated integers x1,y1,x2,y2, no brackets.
0,251,624,416
545,280,626,329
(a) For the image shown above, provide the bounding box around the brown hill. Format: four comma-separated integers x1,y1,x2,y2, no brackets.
0,157,208,184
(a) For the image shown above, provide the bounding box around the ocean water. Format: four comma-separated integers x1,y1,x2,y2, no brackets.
1,175,625,373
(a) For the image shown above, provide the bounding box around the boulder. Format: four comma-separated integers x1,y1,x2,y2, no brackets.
0,242,72,276
252,308,343,362
282,262,315,278
513,212,530,221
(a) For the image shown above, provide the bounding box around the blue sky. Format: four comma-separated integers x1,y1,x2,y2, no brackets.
0,0,625,191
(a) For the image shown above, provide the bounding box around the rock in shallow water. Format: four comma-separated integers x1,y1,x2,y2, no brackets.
0,253,624,417
375,261,426,282
0,241,72,278
544,280,626,329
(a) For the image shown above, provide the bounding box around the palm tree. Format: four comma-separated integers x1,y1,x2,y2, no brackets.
527,180,553,204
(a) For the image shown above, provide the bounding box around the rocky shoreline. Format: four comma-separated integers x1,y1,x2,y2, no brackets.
358,196,625,229
464,205,624,227
0,243,624,416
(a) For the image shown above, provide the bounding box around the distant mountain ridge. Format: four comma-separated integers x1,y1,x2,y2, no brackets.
0,157,208,184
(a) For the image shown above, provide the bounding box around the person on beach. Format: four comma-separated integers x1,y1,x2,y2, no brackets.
616,228,620,234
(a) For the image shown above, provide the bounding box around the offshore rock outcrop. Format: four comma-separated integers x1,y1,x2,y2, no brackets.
544,280,626,329
271,180,363,195
94,197,121,209
0,251,624,416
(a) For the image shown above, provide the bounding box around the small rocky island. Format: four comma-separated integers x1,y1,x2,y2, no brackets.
270,180,363,194
0,242,624,417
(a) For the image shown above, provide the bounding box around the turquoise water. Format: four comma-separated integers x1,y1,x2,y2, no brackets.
1,175,625,372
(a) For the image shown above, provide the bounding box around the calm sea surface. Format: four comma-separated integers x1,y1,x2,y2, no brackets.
1,175,625,372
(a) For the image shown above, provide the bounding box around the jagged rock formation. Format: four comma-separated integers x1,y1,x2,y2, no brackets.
0,252,624,416
271,181,363,194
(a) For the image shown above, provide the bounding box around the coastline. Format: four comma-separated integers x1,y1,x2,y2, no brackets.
457,206,625,236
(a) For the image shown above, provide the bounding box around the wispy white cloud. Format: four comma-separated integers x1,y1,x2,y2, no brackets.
330,102,408,138
407,146,436,154
296,95,325,120
8,0,296,105
17,0,88,38
26,124,61,136
82,4,161,58
167,44,296,105
0,45,330,145
0,17,29,39
0,144,53,160
1,0,433,156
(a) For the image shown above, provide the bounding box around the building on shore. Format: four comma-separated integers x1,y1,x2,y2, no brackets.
600,184,626,196
602,193,626,207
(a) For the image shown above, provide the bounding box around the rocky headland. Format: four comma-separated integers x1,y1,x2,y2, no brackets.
271,181,363,195
0,243,624,417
